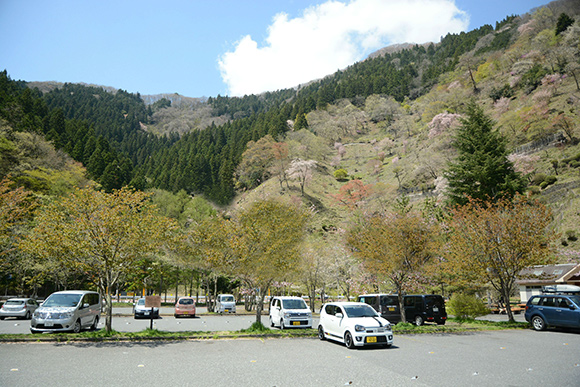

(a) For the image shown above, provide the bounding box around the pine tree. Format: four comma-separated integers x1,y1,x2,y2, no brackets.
444,102,526,206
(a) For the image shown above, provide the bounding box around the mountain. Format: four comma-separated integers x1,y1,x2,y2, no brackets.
1,0,580,259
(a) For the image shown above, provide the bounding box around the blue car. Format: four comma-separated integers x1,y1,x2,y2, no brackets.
524,294,580,331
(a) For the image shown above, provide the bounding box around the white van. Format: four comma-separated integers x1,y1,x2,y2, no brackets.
269,296,312,329
215,294,236,313
30,290,101,333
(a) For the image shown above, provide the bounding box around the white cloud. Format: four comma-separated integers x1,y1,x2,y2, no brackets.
218,0,468,96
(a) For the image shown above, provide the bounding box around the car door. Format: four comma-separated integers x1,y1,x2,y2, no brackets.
324,305,343,339
554,297,577,327
271,299,281,325
538,296,558,325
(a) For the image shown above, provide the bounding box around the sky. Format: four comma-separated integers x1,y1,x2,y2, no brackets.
0,0,551,98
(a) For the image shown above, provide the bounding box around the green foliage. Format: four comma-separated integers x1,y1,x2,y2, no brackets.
447,293,490,319
520,64,549,92
333,169,348,181
539,175,557,189
555,13,575,36
489,84,513,102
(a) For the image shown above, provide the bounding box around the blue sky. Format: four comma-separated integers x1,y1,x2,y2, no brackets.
0,0,550,98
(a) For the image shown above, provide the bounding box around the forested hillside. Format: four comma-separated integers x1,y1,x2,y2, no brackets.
2,0,580,299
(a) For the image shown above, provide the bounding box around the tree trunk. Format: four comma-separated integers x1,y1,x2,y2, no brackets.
105,292,113,332
397,288,405,323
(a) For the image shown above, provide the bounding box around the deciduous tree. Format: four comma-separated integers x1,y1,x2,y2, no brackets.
445,195,555,322
20,187,178,331
347,209,440,322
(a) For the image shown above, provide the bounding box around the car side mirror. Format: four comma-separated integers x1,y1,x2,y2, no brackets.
335,313,343,318
569,304,576,310
82,303,89,309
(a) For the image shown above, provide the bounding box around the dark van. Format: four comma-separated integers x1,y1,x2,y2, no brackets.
357,294,401,323
357,294,447,326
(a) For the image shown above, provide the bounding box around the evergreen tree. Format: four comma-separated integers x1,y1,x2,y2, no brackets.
444,102,526,206
555,13,574,36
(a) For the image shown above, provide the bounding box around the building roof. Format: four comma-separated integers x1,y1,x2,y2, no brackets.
517,263,580,285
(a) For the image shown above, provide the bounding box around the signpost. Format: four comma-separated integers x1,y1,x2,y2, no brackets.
145,296,161,329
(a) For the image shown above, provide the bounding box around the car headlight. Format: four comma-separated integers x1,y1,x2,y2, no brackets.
284,313,291,318
355,324,366,332
385,323,392,330
55,312,73,319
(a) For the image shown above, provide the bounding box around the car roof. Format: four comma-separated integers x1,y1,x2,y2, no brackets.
51,290,98,295
358,294,397,297
273,296,304,300
325,301,368,307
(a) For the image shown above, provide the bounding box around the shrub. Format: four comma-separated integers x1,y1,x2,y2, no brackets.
333,169,348,181
531,173,547,186
527,186,541,195
447,293,490,319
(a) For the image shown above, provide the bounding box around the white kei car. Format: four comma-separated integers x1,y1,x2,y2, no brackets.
318,302,393,349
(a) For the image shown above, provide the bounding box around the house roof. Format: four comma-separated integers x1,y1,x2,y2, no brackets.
516,263,580,285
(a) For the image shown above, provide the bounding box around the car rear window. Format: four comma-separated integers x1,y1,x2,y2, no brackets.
179,298,194,305
358,296,377,306
5,300,24,305
221,296,234,302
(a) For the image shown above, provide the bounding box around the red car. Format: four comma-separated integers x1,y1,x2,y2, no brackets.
174,297,196,318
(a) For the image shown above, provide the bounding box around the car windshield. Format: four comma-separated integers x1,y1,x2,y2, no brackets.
282,299,308,309
343,304,378,318
5,300,25,305
43,294,81,307
179,298,194,305
221,296,234,302
137,298,145,305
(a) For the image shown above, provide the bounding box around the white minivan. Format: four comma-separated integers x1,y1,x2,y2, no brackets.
30,290,101,333
215,294,236,313
269,296,312,329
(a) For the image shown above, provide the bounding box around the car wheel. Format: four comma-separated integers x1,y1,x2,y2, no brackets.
437,320,446,326
280,319,285,330
0,317,4,320
414,315,424,326
269,317,274,328
25,311,31,320
90,316,99,331
318,325,326,340
531,315,546,331
344,331,355,349
72,319,82,334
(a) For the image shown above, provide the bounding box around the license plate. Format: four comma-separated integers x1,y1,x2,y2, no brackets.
367,336,377,343
293,321,300,326
144,311,150,315
45,321,53,327
183,311,189,314
388,307,395,311
225,309,229,312
433,307,439,312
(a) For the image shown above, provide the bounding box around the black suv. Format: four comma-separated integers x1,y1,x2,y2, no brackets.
524,294,580,331
357,294,447,326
